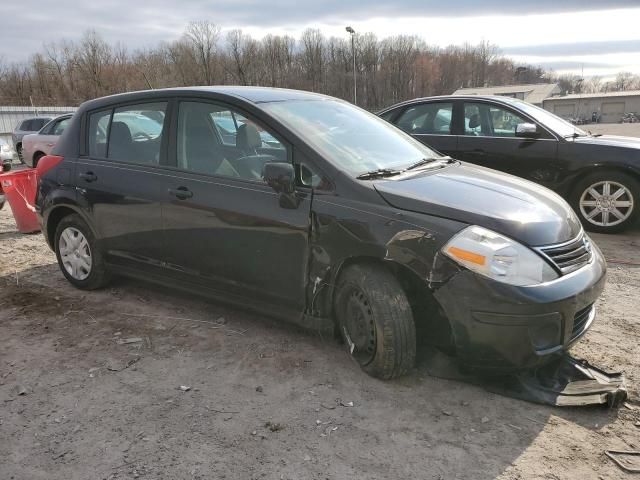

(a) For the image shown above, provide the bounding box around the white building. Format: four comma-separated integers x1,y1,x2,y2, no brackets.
453,83,561,106
542,90,640,124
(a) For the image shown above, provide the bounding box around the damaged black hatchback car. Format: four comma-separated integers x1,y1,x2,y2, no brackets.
36,87,606,379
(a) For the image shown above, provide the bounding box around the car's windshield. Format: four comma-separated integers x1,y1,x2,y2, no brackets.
262,99,441,176
511,100,587,137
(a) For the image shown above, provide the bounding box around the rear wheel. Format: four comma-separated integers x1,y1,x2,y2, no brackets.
33,152,44,168
54,214,110,290
571,171,639,233
335,264,416,379
16,144,24,164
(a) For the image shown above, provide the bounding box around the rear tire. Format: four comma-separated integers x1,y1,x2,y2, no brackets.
16,144,24,164
335,264,416,379
33,152,44,168
571,171,639,233
54,214,110,290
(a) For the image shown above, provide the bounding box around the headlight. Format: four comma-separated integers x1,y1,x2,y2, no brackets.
442,225,558,286
0,145,10,153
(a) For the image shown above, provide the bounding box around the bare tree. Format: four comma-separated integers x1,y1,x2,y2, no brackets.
3,24,637,111
184,21,220,85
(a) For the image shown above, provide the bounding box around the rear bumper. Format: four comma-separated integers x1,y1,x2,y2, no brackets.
433,242,607,371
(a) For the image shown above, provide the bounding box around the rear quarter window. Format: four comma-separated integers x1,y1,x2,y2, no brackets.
88,110,112,158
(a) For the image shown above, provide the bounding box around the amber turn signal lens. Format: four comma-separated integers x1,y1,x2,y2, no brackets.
447,246,486,266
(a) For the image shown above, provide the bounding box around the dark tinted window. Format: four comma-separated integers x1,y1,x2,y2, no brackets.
177,101,287,181
107,103,167,164
31,119,49,130
379,109,397,122
395,103,453,134
88,110,111,158
19,120,32,130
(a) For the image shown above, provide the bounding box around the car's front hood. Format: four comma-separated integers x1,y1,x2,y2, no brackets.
572,134,640,150
374,163,582,246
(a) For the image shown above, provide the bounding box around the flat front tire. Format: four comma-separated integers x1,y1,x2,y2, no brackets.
54,214,110,290
571,171,639,233
335,264,416,379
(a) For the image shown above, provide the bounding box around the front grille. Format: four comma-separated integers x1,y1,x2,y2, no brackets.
571,303,594,340
538,233,593,275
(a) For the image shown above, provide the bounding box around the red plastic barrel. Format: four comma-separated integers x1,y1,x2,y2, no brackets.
0,169,40,233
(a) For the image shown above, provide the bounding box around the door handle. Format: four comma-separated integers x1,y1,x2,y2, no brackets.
168,186,193,200
46,143,55,147
79,172,97,182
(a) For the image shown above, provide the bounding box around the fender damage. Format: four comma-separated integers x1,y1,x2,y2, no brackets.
304,196,627,407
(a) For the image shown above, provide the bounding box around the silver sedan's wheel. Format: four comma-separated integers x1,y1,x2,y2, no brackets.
579,180,634,228
58,227,92,280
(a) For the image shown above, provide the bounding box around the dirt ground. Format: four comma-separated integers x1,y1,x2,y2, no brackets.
0,204,639,480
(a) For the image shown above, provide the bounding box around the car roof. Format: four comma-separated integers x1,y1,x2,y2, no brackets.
378,94,525,114
80,86,331,112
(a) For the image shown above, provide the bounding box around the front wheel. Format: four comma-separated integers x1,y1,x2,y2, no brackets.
335,264,416,379
54,214,110,290
571,171,639,233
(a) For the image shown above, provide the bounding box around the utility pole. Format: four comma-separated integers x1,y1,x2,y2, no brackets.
346,26,357,105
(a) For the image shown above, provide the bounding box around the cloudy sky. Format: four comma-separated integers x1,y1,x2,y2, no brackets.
2,1,640,79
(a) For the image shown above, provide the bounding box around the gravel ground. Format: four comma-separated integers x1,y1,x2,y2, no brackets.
0,202,639,480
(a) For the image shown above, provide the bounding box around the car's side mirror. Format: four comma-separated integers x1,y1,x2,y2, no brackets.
263,162,295,194
515,122,539,138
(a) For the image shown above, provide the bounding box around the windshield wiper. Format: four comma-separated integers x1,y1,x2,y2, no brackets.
405,156,454,171
356,168,402,180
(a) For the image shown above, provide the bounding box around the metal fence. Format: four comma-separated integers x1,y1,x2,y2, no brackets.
0,106,77,146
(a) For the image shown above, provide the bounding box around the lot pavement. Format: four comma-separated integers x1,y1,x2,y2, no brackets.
581,122,640,137
0,203,639,480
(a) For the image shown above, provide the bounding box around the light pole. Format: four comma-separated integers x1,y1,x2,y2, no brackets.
346,26,356,105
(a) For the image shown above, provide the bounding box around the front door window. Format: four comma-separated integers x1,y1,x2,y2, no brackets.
464,102,529,137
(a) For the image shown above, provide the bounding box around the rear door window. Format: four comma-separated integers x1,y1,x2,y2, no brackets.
19,120,32,131
395,103,453,134
108,103,167,165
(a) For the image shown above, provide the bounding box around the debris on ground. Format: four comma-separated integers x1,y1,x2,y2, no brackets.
179,385,191,392
256,385,263,393
116,337,143,345
265,421,285,432
106,356,140,372
605,450,640,473
12,384,27,396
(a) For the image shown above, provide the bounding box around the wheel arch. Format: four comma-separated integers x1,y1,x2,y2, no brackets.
569,164,640,198
32,151,46,166
44,204,97,250
329,255,455,349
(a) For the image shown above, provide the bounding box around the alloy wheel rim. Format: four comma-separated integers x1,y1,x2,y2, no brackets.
342,289,377,365
579,181,634,227
59,227,92,280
